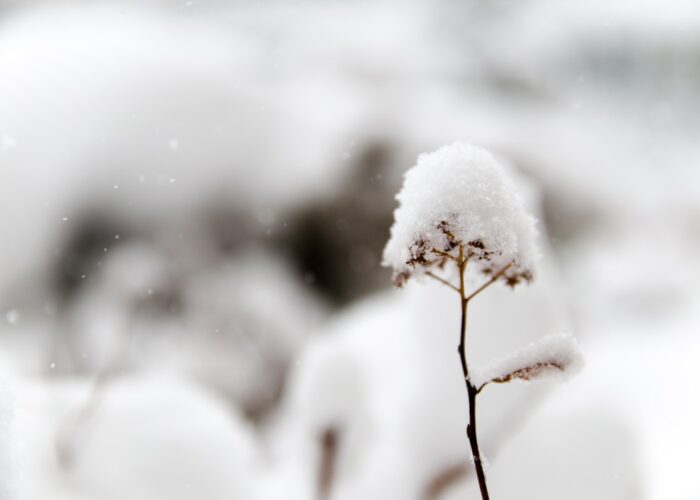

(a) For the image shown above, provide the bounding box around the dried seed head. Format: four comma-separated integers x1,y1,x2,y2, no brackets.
383,142,538,286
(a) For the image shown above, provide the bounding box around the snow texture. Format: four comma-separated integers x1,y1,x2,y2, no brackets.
12,373,259,500
470,332,583,389
383,142,538,287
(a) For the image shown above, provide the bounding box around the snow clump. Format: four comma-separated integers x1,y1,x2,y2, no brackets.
383,142,538,287
470,332,583,389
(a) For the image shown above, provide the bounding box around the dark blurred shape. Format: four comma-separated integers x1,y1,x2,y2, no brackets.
53,213,129,302
317,426,341,500
287,141,397,305
423,461,469,500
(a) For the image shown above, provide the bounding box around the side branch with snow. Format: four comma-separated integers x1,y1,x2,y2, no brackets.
471,333,583,392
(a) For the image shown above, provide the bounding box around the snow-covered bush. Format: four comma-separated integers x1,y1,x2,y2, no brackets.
384,142,582,500
14,373,259,500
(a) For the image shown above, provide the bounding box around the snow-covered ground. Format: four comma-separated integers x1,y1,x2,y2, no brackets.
1,0,699,498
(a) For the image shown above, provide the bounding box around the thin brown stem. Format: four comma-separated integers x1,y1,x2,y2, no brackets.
457,245,491,500
431,248,458,261
464,262,513,302
425,271,460,293
317,427,340,500
466,382,489,500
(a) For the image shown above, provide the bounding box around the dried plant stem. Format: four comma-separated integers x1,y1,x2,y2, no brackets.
431,248,459,261
457,245,491,500
464,262,513,302
317,427,340,500
425,271,460,292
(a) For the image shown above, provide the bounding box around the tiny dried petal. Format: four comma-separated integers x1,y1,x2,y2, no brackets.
392,270,411,288
490,360,567,384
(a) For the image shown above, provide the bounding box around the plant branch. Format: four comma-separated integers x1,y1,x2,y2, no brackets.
317,427,340,500
431,248,458,262
465,262,513,302
456,245,490,500
425,271,460,293
466,382,489,500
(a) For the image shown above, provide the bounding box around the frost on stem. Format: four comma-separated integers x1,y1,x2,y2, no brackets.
470,333,584,390
382,142,537,288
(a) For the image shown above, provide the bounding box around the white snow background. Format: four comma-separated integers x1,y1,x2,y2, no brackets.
1,1,700,499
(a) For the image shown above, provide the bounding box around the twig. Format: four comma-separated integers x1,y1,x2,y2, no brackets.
456,244,491,500
425,271,460,293
464,262,513,302
55,365,118,469
431,248,458,262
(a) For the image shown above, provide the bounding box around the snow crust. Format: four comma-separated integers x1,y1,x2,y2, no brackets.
383,142,538,286
470,332,583,389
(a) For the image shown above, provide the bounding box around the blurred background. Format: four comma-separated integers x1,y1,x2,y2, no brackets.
0,0,699,499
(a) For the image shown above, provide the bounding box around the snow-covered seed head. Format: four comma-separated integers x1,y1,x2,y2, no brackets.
382,142,538,287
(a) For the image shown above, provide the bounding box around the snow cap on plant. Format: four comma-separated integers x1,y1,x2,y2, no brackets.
383,142,538,287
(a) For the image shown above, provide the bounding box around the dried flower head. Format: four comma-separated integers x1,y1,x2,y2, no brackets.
382,142,537,287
